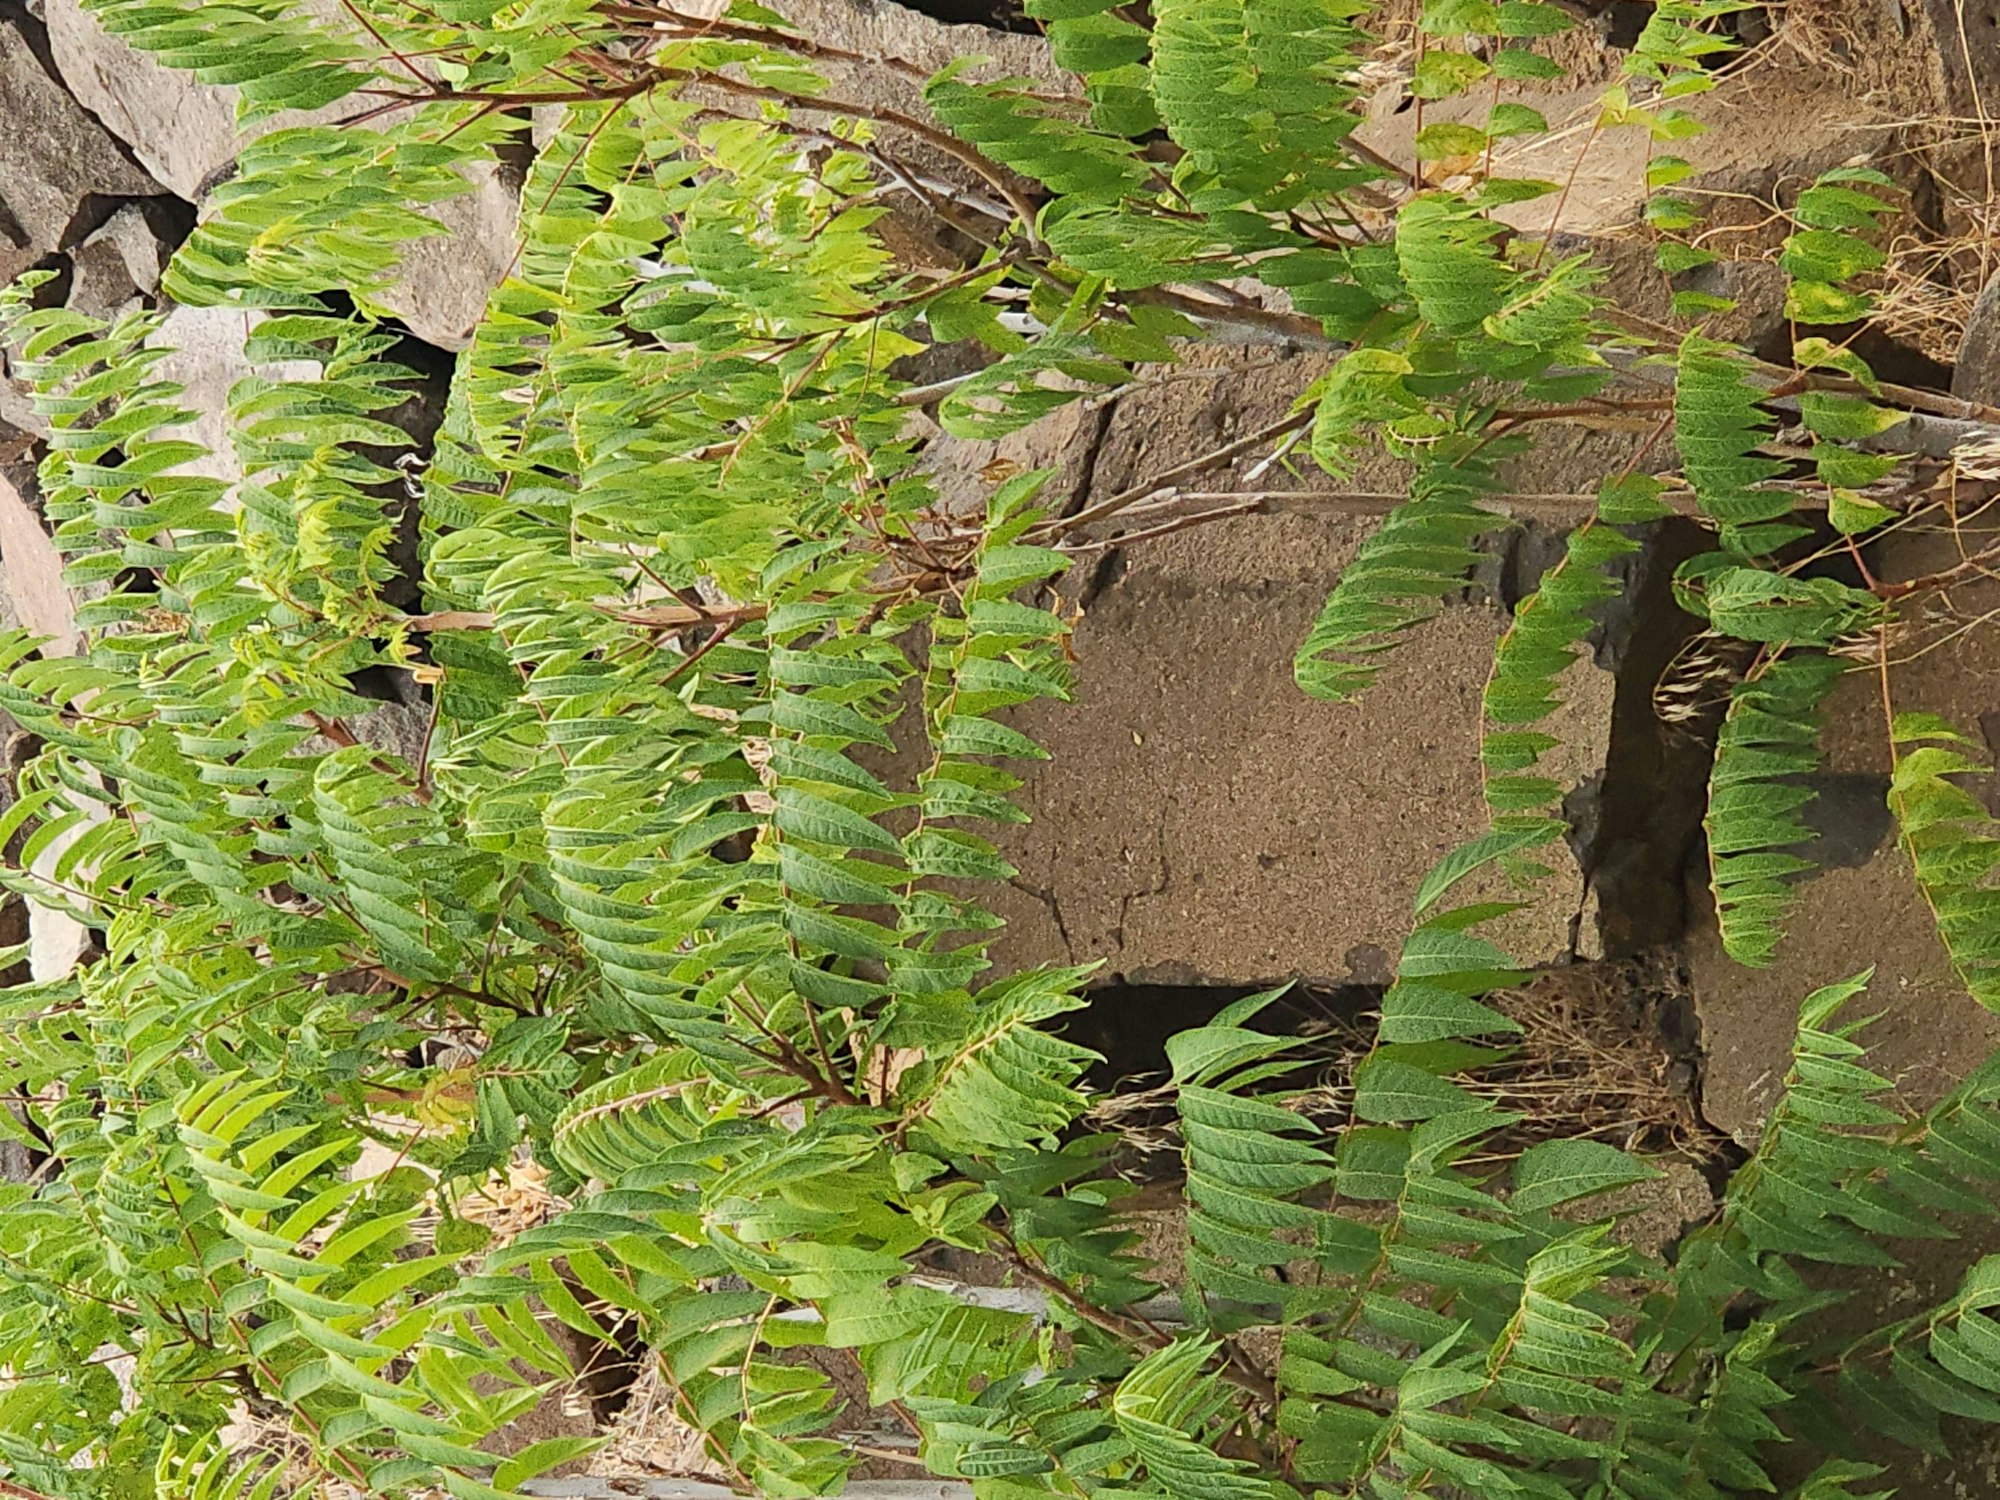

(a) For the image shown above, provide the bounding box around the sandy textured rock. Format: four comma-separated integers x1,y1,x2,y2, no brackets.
1690,517,2000,1145
40,0,365,202
374,157,524,349
987,542,1600,983
0,474,79,655
899,349,1624,984
146,304,322,486
0,16,160,286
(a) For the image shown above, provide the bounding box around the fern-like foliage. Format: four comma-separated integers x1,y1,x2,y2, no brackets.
1887,713,2000,1011
1,0,1997,1495
1705,652,1846,966
1674,333,1798,556
1148,0,1375,209
1481,475,1672,830
1293,439,1518,702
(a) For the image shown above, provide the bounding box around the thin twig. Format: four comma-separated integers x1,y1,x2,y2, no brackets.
1038,411,1314,539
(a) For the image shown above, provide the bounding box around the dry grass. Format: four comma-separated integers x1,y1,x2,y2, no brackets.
453,1154,564,1246
1870,157,1997,366
590,1358,728,1479
1088,956,1719,1165
1873,221,1992,367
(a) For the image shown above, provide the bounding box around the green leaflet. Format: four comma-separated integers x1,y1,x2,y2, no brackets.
1294,449,1512,704
1481,475,1669,824
905,973,1097,1153
1780,170,1897,329
1510,1140,1656,1213
927,72,1153,200
1889,713,2000,1011
1705,651,1845,967
312,748,477,984
1113,1338,1275,1500
1150,0,1375,209
1702,568,1881,645
1675,333,1797,553
550,1051,722,1183
1397,194,1514,335
0,0,1990,1494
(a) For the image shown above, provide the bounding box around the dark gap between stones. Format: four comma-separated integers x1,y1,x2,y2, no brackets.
888,0,1040,34
1754,318,1958,396
1582,515,1718,957
1064,979,1380,1093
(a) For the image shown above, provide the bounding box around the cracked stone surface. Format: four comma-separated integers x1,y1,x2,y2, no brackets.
903,348,1621,984
981,513,1609,984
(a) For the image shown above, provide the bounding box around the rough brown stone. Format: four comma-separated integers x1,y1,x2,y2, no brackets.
1916,0,2000,118
1956,272,2000,408
1688,846,2000,1146
0,16,159,287
65,231,143,321
978,546,1601,983
1689,517,2000,1145
901,349,1620,984
77,203,171,300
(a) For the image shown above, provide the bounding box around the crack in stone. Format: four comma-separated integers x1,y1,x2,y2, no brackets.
1059,396,1118,523
1008,876,1077,964
1113,817,1172,957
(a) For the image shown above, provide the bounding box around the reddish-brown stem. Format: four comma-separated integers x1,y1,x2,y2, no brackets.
338,0,441,90
403,599,768,633
1534,119,1602,270
659,617,745,686
303,710,434,806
